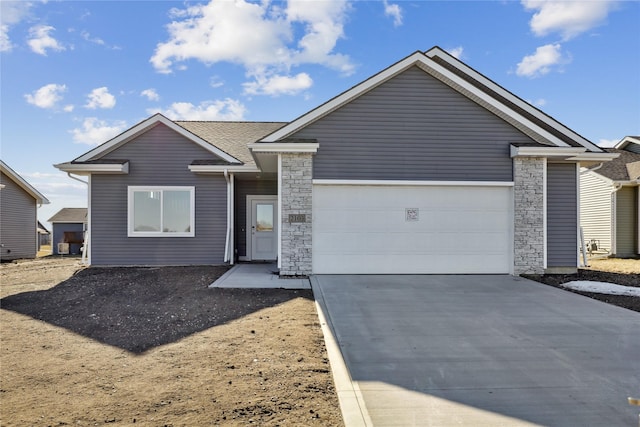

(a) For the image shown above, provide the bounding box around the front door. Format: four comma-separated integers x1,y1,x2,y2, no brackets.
249,197,278,260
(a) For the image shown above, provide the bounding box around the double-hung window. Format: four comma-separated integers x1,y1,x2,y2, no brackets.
128,186,195,237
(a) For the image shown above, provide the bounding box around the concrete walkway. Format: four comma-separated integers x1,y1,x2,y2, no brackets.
209,262,310,289
312,275,640,426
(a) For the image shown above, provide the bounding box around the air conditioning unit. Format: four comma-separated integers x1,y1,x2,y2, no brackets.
57,242,69,255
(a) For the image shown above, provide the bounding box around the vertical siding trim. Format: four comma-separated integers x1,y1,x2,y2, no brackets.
277,154,282,269
575,164,581,266
88,174,92,265
543,159,548,268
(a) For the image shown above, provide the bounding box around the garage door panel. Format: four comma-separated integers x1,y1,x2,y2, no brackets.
312,184,513,274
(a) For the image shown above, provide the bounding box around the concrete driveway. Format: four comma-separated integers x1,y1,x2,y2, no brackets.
312,275,640,426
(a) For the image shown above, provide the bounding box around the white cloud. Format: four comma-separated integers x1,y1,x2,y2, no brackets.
1,1,34,52
209,76,224,88
27,25,66,55
24,83,67,109
522,0,617,40
150,0,353,92
597,138,620,148
383,0,403,27
85,87,116,109
148,99,247,121
71,117,127,145
447,46,464,59
516,43,569,78
243,72,312,96
141,88,160,101
63,104,75,112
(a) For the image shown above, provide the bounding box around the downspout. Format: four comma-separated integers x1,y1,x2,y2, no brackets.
580,162,603,175
223,170,235,265
67,173,90,264
611,183,623,256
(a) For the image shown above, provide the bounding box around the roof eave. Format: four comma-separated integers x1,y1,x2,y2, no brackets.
188,164,262,173
54,162,130,175
0,160,50,204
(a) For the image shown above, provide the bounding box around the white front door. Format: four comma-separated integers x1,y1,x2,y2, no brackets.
249,197,278,260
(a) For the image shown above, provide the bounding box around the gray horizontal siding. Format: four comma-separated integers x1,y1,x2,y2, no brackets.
615,186,638,256
91,123,227,266
0,172,37,261
547,163,578,267
624,143,640,154
579,172,612,253
234,179,277,259
294,66,536,181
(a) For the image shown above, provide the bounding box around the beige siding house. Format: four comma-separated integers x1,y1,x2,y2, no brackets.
580,136,640,257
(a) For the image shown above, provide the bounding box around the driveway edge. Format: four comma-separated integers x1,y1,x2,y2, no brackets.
311,276,373,427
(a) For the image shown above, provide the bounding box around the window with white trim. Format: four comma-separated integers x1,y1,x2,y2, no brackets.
128,186,195,237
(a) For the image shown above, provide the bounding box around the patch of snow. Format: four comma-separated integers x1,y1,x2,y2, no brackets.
562,281,640,297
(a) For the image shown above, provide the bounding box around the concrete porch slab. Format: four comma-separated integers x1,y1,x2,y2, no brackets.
209,263,311,289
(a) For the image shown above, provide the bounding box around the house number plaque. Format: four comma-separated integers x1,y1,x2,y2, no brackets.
289,214,306,223
405,208,419,222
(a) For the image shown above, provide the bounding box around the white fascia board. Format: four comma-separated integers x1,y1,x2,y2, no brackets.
566,152,620,162
614,136,640,150
312,179,514,187
263,50,572,148
54,162,129,174
425,47,602,152
248,142,319,153
511,146,586,158
0,160,50,204
188,165,261,173
75,113,240,164
259,52,426,142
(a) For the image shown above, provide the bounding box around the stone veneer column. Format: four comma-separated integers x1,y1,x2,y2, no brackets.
513,157,545,275
280,153,313,276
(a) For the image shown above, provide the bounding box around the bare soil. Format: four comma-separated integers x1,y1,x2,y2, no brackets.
0,257,343,426
523,258,640,313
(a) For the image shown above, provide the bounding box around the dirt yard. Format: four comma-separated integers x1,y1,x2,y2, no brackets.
0,258,343,426
524,258,640,313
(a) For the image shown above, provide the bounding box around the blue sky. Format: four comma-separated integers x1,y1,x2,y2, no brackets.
1,0,639,227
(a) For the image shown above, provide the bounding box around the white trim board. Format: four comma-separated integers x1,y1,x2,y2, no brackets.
74,114,240,164
312,179,514,187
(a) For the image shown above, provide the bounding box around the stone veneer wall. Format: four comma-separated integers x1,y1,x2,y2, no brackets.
513,157,545,275
280,153,313,276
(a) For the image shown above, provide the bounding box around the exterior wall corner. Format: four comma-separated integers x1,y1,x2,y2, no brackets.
279,153,313,276
513,157,545,275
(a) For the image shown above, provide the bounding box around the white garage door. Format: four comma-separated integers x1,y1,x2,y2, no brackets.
312,183,513,274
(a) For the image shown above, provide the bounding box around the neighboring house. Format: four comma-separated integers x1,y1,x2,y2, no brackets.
55,47,617,275
48,208,88,255
0,160,50,261
37,221,51,249
580,136,640,258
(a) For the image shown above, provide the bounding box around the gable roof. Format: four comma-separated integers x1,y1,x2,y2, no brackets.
592,148,640,181
615,135,640,151
258,47,603,155
48,207,88,223
0,160,50,204
73,114,241,164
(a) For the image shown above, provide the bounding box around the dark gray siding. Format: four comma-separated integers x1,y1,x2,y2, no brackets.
91,123,227,265
0,172,37,260
294,66,536,181
547,163,578,267
52,223,85,255
624,143,640,154
615,186,638,256
234,179,277,258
